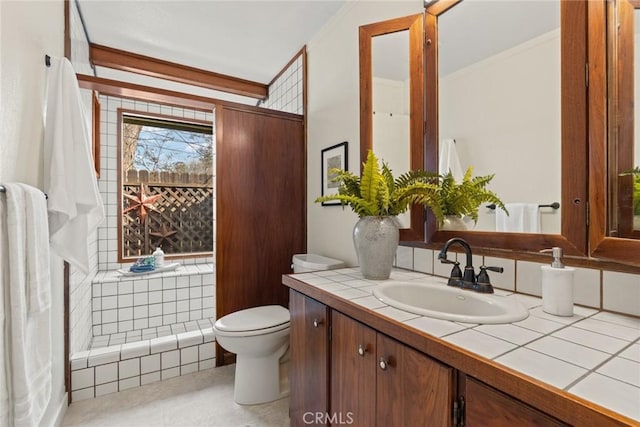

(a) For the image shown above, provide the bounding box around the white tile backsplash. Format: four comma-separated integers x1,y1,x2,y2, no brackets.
602,271,640,316
413,248,433,274
483,256,516,291
516,261,545,296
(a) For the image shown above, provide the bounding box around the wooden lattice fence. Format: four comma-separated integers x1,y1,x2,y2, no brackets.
122,173,213,257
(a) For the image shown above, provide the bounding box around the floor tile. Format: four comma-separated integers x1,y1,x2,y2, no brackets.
62,365,290,427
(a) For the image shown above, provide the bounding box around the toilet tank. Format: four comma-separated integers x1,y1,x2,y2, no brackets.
292,254,345,273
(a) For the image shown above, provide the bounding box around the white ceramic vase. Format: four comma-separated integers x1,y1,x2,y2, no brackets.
353,216,399,280
440,215,468,231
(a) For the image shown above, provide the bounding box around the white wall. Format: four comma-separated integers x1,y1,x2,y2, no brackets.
306,1,423,266
440,30,562,234
0,0,67,424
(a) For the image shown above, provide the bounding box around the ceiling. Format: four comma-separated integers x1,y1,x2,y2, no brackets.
75,1,563,102
76,0,347,102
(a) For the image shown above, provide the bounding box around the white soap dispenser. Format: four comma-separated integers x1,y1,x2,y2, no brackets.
153,246,165,268
540,247,575,316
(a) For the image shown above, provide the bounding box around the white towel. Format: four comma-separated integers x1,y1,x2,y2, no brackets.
1,183,52,427
496,203,541,233
438,138,464,182
44,57,105,274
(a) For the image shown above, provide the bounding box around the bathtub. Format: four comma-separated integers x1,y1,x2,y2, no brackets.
69,264,216,401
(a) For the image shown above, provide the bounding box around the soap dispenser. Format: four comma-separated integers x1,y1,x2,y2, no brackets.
153,246,165,268
539,247,575,316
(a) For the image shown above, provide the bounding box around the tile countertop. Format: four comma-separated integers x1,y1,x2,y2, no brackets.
285,268,640,424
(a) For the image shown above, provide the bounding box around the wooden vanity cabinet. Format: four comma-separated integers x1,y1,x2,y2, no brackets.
289,290,331,426
331,311,455,427
464,377,568,427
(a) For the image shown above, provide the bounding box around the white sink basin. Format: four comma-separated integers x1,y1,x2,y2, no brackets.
373,280,529,324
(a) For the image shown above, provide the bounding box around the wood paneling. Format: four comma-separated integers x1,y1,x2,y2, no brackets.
289,291,330,427
216,104,305,362
89,44,268,99
376,334,453,426
466,377,568,427
330,311,377,427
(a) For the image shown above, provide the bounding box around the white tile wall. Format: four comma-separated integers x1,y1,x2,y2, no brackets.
70,323,216,401
69,0,93,75
91,264,215,338
602,271,640,316
97,94,215,272
258,54,304,114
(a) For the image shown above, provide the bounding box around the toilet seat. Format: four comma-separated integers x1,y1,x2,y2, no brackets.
214,305,290,337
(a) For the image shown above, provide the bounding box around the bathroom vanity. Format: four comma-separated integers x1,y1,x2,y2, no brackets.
283,270,638,426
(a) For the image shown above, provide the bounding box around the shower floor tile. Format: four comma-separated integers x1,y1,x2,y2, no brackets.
90,318,215,349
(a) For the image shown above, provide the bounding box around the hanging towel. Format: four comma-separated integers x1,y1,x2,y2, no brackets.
44,57,105,274
438,138,464,182
496,203,541,233
1,183,52,427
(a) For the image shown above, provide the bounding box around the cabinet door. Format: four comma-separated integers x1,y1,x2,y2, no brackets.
377,334,454,426
289,290,330,427
466,377,568,427
331,311,377,427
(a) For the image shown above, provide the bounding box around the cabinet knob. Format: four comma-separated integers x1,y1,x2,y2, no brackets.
313,319,323,328
379,357,389,370
357,344,367,356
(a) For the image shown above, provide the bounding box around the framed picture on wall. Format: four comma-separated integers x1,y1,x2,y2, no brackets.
320,141,348,206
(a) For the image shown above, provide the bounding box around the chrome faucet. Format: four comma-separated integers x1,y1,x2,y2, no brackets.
437,237,502,293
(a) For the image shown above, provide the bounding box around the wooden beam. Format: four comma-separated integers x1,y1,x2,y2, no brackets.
77,73,215,111
89,43,268,100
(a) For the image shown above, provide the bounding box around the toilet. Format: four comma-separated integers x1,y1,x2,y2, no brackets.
214,305,290,405
214,253,344,405
291,253,345,273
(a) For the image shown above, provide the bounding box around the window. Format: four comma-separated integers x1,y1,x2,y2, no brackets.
119,113,214,260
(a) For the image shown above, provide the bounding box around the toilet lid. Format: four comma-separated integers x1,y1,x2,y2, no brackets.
215,305,290,333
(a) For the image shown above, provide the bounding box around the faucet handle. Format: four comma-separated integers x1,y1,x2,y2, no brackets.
475,265,503,293
443,261,463,287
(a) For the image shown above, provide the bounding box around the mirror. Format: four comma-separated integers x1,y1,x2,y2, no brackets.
438,0,561,234
372,30,411,227
610,0,640,239
360,13,424,241
426,0,588,254
592,0,640,266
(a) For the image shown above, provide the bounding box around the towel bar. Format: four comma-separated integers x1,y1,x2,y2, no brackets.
0,185,48,199
486,202,560,210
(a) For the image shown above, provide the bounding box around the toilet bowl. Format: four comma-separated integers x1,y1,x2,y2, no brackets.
213,305,290,405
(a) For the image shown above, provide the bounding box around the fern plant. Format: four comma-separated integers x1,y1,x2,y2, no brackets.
436,167,507,224
620,167,640,215
315,150,507,226
315,150,440,218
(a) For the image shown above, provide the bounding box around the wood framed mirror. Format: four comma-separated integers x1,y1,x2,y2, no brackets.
359,13,425,241
424,0,588,256
590,0,640,266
